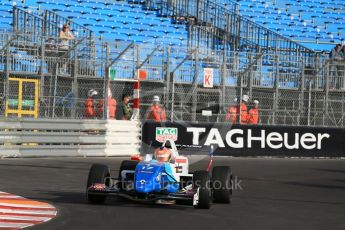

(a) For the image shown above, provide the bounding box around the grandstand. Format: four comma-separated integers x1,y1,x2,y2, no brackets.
219,0,345,51
0,0,344,127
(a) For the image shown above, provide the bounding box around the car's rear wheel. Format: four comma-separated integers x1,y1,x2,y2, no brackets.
193,170,211,209
86,164,110,204
212,166,232,203
118,160,138,190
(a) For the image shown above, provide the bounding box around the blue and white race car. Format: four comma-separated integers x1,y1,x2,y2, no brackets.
86,140,232,209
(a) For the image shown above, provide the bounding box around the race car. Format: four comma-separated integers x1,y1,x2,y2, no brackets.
86,139,232,209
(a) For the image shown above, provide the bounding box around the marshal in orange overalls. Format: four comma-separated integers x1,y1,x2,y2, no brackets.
84,97,96,118
147,105,167,122
238,102,249,124
225,106,238,123
98,97,117,119
248,108,259,124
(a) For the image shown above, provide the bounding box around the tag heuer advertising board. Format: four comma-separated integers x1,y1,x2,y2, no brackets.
155,127,178,142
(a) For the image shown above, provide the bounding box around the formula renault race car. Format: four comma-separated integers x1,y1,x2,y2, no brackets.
86,140,232,209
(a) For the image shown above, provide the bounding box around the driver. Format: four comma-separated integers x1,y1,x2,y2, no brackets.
154,146,176,163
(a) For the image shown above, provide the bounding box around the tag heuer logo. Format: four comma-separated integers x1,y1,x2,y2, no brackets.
155,128,178,142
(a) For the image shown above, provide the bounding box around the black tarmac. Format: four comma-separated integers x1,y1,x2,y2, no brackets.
0,157,344,230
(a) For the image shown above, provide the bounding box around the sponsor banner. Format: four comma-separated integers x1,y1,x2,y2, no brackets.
142,122,345,157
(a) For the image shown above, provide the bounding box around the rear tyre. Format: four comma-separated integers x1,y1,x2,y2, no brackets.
193,170,211,209
118,160,138,190
86,164,110,204
212,166,232,203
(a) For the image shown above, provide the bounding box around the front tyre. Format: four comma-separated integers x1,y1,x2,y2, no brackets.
212,166,232,203
86,164,110,204
193,170,211,209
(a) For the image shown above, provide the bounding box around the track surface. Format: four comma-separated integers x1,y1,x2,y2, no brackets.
0,157,344,230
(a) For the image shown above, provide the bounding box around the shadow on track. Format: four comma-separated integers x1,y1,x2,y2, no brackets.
27,190,190,211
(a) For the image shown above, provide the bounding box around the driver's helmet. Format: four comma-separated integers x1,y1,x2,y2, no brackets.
154,146,171,162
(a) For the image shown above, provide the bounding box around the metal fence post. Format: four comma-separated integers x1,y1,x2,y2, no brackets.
191,48,199,122
165,47,171,116
72,42,79,118
40,34,45,118
4,34,10,118
273,54,280,125
52,75,57,118
298,62,305,125
324,61,330,126
248,53,253,99
221,49,226,116
104,43,110,120
307,80,312,126
238,70,243,124
170,72,175,122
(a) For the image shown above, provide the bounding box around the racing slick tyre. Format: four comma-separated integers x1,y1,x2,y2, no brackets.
193,170,211,209
118,160,138,191
212,166,232,203
87,164,110,204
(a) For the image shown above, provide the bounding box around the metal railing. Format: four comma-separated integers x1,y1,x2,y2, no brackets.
12,6,95,59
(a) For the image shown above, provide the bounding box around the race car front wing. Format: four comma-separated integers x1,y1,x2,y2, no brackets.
87,183,195,203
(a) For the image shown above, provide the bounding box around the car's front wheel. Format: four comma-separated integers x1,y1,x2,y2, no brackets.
86,164,110,204
193,170,211,209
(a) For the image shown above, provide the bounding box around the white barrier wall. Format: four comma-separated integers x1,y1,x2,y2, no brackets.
0,119,141,157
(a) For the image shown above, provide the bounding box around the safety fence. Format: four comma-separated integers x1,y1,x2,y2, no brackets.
0,118,141,157
0,29,345,127
0,53,345,127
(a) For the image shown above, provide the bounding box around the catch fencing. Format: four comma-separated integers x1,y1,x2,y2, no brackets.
0,30,344,127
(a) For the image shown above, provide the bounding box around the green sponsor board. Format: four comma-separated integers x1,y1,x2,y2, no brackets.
8,99,35,107
155,127,178,142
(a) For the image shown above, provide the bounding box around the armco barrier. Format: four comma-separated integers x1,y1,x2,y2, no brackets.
0,119,141,157
142,122,345,157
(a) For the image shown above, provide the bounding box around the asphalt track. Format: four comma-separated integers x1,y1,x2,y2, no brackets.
0,157,344,230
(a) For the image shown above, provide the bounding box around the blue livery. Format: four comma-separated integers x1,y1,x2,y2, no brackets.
134,161,179,194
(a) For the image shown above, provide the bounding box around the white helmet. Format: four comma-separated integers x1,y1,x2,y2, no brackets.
253,100,259,104
242,94,249,102
88,89,98,97
233,97,238,103
153,95,160,102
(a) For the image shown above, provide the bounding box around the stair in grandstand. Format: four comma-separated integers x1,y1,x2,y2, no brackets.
217,0,344,51
145,0,314,53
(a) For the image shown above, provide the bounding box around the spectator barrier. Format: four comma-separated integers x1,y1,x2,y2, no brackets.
0,118,141,157
142,121,345,157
